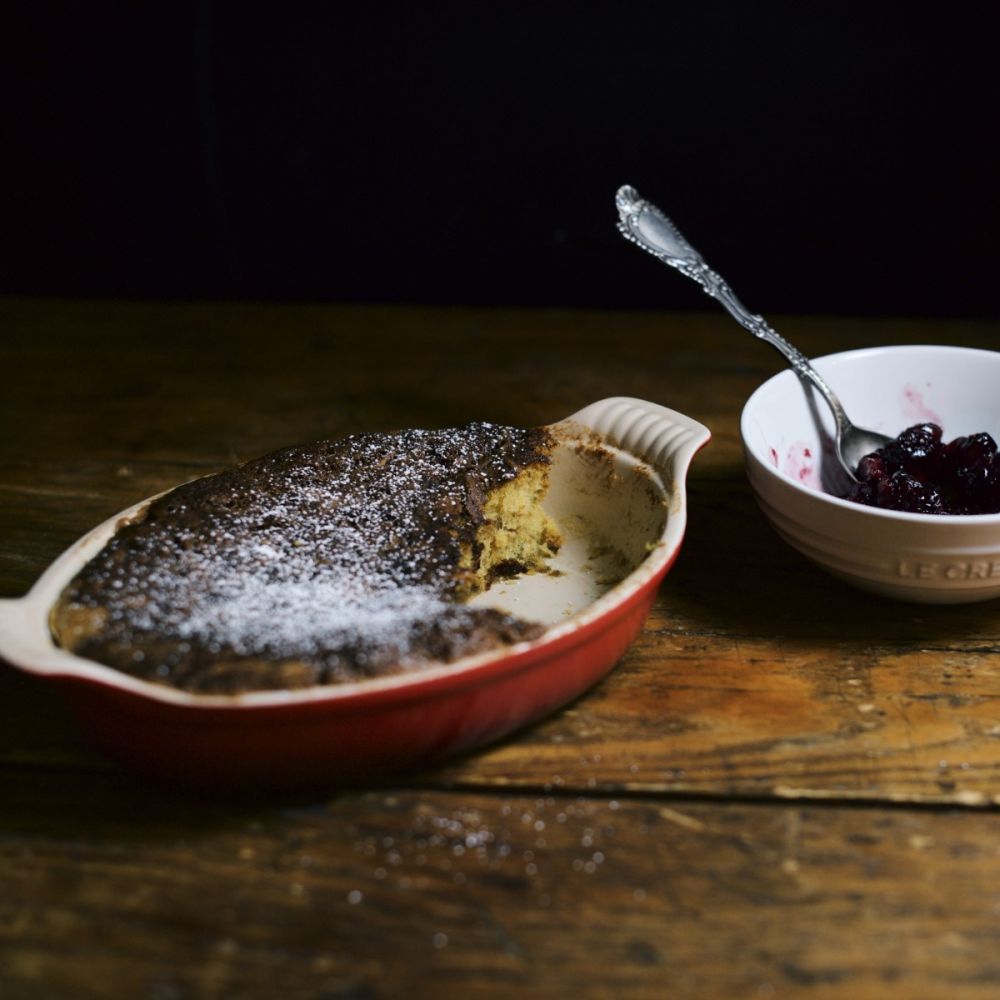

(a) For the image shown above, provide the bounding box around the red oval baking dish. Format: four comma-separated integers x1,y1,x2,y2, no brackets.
0,397,709,789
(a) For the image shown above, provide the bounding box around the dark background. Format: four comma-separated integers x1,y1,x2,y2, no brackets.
4,3,1000,318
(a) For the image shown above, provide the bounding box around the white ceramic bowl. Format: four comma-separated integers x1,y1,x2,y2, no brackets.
741,345,1000,603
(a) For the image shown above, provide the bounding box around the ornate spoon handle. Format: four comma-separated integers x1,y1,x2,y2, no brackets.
614,185,851,432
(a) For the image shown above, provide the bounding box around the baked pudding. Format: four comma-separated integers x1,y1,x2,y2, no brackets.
50,423,562,694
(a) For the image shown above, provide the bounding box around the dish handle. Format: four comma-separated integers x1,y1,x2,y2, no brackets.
562,396,711,483
0,596,67,677
0,597,31,666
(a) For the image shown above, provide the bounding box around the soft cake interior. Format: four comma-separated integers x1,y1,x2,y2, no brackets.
459,465,562,597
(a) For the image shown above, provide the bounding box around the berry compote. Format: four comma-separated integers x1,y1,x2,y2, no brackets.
843,423,1000,514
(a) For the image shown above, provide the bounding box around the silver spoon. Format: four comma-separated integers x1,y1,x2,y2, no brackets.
615,184,891,483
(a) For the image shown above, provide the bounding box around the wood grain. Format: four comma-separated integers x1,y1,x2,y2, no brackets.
4,298,1000,998
4,775,1000,1000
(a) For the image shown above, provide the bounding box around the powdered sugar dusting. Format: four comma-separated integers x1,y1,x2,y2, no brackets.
136,564,451,662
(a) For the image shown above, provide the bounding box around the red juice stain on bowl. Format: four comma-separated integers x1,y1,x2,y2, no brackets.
902,384,942,425
782,442,819,489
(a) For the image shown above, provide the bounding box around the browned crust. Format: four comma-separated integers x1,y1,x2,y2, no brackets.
51,424,556,693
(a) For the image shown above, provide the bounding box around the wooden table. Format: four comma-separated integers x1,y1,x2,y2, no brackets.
4,299,1000,999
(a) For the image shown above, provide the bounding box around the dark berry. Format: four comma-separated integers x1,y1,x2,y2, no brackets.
949,432,997,474
875,470,945,514
896,422,943,457
896,422,945,480
856,453,889,483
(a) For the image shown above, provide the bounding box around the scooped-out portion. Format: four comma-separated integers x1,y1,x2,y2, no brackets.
50,423,563,694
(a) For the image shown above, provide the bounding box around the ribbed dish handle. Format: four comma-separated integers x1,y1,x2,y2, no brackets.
564,397,711,483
